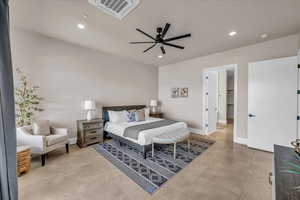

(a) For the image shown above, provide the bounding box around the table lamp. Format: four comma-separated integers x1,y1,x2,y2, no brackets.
84,100,96,121
150,100,158,114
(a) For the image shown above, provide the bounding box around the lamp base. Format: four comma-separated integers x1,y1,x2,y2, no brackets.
86,110,93,121
150,106,158,114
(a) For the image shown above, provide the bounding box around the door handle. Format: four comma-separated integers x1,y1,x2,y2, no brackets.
248,114,256,118
268,172,273,185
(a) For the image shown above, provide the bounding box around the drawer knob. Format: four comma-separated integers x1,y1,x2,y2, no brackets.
268,172,273,185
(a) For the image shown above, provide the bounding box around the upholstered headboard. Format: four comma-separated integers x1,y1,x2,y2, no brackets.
102,105,146,125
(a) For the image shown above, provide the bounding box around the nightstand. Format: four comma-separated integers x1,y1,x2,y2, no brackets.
150,113,164,118
77,118,103,148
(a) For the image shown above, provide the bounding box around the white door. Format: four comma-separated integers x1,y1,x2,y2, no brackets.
206,71,218,133
217,70,227,124
248,57,298,152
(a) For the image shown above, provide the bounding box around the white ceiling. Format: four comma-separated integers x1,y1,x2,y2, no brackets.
10,0,300,67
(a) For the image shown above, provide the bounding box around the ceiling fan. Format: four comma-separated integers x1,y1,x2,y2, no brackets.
129,23,191,55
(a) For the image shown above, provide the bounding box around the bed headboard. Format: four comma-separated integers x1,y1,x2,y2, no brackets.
102,105,146,125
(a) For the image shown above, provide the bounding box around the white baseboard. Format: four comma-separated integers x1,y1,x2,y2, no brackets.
69,137,77,145
234,137,247,145
218,120,227,124
189,128,204,135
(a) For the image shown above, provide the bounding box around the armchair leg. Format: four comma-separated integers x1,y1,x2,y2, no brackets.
41,154,46,166
66,144,69,154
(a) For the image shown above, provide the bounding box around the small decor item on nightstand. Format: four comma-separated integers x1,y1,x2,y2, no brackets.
150,100,158,114
291,139,300,156
84,100,96,121
77,118,104,148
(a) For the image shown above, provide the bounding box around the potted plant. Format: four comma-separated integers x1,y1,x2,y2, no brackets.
14,68,43,127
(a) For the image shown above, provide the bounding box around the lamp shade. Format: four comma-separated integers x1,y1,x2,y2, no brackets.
150,100,158,107
84,100,96,110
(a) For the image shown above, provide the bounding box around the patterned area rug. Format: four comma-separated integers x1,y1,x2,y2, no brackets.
94,138,215,194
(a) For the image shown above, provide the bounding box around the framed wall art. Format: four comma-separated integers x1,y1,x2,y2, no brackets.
180,88,188,97
171,88,180,98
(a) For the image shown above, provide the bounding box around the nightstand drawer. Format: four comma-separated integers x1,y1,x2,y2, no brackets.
83,123,103,130
85,135,103,145
150,113,163,118
84,128,103,136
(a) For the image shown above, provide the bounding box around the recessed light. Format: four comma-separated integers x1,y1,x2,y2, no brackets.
261,34,268,39
229,31,237,36
82,13,88,19
77,23,85,30
158,55,163,59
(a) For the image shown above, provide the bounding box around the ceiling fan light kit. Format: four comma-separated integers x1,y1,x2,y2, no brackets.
130,23,191,55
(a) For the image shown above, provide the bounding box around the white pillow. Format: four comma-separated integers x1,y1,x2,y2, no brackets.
144,108,150,120
32,120,51,136
108,111,127,123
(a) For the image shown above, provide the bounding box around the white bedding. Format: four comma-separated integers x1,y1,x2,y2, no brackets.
104,117,188,145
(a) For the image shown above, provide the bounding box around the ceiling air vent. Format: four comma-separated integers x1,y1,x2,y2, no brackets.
88,0,140,20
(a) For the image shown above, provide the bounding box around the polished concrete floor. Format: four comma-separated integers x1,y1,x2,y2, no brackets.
19,125,273,200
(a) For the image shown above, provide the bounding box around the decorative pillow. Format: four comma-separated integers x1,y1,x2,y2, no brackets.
135,109,145,121
104,111,110,122
108,111,127,123
124,110,136,122
144,108,150,119
32,120,51,136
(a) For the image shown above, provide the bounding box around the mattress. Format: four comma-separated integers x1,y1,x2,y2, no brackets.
104,117,188,145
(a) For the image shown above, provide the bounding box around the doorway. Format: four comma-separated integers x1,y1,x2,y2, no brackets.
248,57,298,152
202,64,238,140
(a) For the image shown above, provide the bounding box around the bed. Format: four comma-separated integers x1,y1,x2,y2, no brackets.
102,105,188,159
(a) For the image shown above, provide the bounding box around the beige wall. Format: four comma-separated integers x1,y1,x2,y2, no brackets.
159,34,299,139
11,28,158,140
298,32,300,54
299,32,300,49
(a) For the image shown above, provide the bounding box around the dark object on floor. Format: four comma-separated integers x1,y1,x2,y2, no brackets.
274,145,300,200
94,138,215,194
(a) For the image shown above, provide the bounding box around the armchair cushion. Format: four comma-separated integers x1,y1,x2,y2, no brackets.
17,126,46,154
46,134,68,146
33,120,51,136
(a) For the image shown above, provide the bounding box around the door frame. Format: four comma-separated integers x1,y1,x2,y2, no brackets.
202,64,238,141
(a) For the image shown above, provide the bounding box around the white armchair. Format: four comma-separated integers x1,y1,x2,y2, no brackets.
17,125,69,166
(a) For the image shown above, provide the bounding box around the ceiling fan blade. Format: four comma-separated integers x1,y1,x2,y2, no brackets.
130,41,156,44
136,28,156,41
164,33,191,42
143,43,157,53
161,23,170,38
163,42,184,49
160,46,166,54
